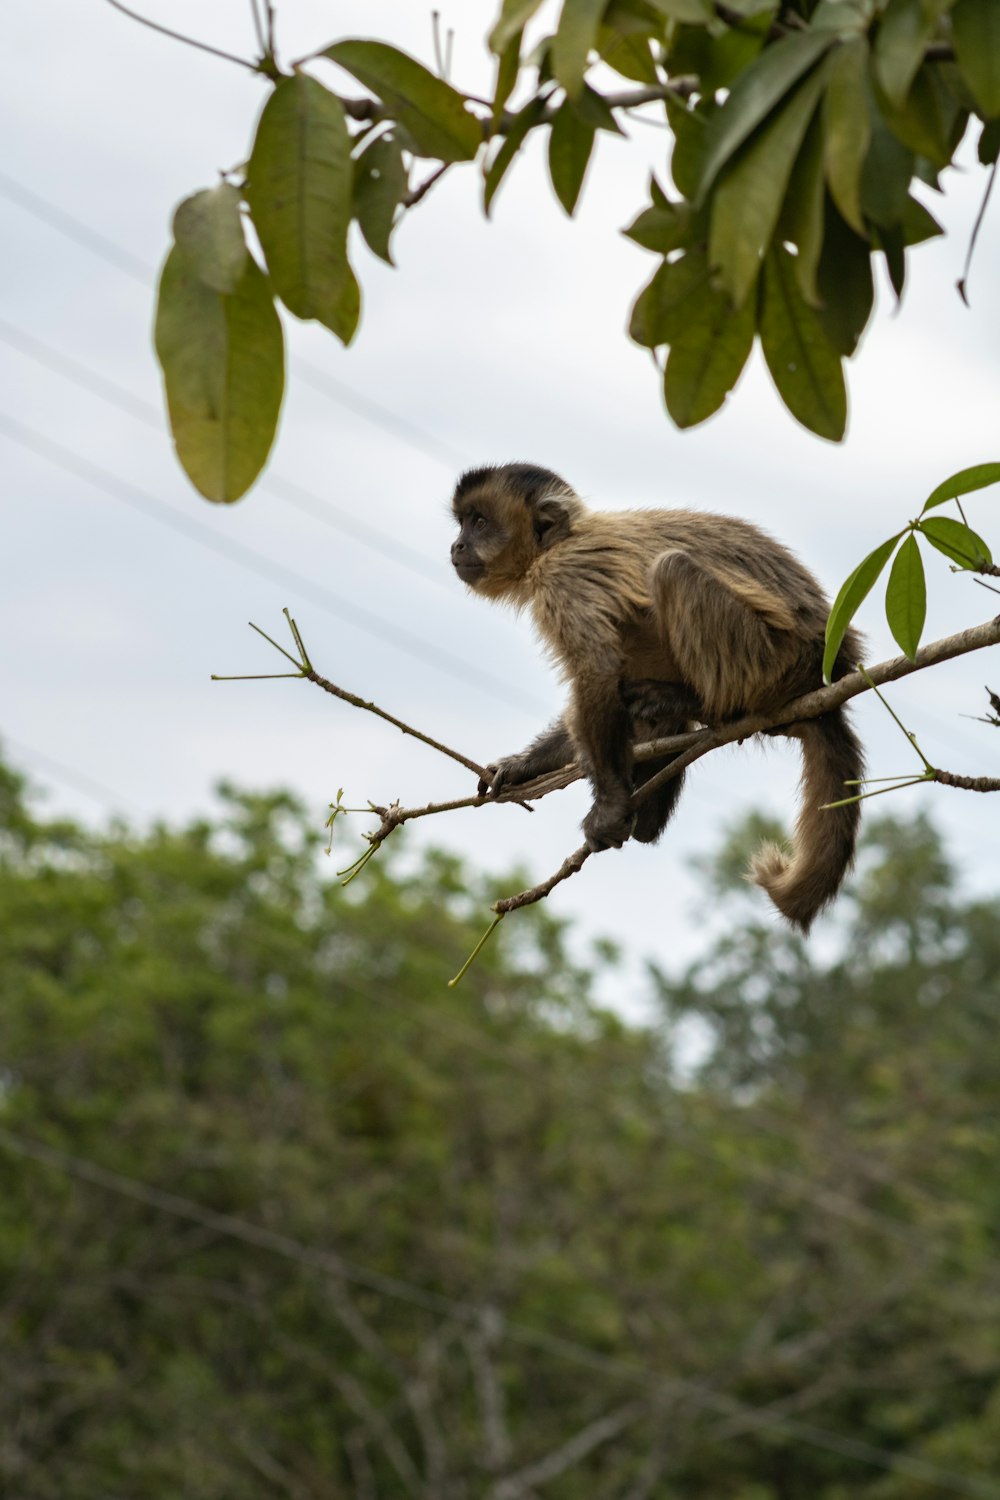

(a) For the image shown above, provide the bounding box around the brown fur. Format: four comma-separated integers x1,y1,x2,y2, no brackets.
450,463,864,932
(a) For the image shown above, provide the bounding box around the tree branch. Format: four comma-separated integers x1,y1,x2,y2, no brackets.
103,0,261,73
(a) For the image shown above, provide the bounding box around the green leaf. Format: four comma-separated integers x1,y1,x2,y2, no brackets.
667,14,770,93
709,64,828,307
885,532,926,660
666,97,711,197
822,36,871,235
979,118,1000,165
918,516,993,569
647,0,713,19
697,31,835,196
780,109,826,306
353,132,408,264
759,243,846,441
952,0,1000,117
324,41,481,161
597,20,658,84
246,77,355,338
815,204,874,357
552,0,608,98
483,95,547,215
171,185,248,294
489,0,545,54
628,249,711,347
878,65,957,168
548,100,597,214
922,462,1000,511
154,247,284,504
664,278,755,426
859,106,914,227
874,0,940,107
622,198,692,252
823,531,903,681
575,83,626,133
492,29,524,121
323,262,362,347
900,193,943,245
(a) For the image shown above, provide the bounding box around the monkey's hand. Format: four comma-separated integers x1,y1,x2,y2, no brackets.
582,792,636,852
478,754,536,799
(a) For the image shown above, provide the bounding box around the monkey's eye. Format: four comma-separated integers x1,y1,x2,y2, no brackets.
473,514,487,532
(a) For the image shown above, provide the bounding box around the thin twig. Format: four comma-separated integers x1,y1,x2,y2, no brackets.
958,159,999,306
249,0,267,55
103,0,260,72
933,770,1000,791
403,162,452,209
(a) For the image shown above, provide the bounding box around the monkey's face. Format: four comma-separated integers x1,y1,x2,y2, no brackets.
450,501,509,590
450,465,581,600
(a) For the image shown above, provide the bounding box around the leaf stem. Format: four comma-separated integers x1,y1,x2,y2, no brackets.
447,913,506,987
103,0,260,72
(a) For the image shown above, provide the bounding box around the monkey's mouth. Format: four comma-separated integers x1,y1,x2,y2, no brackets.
453,560,485,586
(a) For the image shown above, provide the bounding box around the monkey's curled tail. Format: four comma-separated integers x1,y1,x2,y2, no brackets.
750,709,863,933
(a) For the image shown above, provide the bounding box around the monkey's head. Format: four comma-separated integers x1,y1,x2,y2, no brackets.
450,463,582,600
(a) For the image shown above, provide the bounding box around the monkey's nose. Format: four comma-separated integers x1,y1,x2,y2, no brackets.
451,540,465,560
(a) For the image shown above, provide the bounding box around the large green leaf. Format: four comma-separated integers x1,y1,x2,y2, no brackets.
666,97,712,197
664,278,756,426
759,244,846,440
483,96,546,215
885,532,926,660
324,41,481,161
952,0,1000,117
548,100,596,214
874,0,941,107
246,77,356,340
780,110,825,306
628,249,712,347
822,37,871,235
172,185,248,294
922,462,1000,511
823,532,903,681
815,205,874,357
155,247,284,504
918,516,993,569
709,64,828,307
597,18,658,84
878,65,958,168
492,28,524,119
489,0,546,54
859,107,914,227
697,30,835,195
353,132,408,264
552,0,608,98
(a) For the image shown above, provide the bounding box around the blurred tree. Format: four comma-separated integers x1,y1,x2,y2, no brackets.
3,753,1000,1496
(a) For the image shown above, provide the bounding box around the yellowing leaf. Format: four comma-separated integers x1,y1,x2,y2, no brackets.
155,247,284,504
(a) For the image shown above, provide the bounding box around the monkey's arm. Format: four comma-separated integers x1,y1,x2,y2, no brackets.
479,718,575,798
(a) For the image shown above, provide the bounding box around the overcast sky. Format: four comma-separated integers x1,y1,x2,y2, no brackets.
4,0,1000,997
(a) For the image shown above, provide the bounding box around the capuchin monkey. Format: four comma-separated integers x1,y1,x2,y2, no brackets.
450,462,864,933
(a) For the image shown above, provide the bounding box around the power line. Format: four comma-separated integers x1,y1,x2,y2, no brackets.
0,409,540,713
1,733,149,817
0,170,471,471
2,1124,997,1499
0,317,451,591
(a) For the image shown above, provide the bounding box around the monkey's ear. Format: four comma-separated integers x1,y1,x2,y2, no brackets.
533,496,575,550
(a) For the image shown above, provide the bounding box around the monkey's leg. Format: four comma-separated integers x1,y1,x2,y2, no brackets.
480,717,575,798
651,551,796,718
623,682,699,844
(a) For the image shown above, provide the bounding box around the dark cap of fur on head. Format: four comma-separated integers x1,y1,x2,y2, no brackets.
452,463,574,511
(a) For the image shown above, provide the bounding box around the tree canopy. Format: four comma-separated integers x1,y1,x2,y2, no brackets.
4,752,1000,1497
143,0,1000,501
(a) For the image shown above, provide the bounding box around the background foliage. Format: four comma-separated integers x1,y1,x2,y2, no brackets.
4,751,1000,1497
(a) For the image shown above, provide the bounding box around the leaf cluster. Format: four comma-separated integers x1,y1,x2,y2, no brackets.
152,0,1000,500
